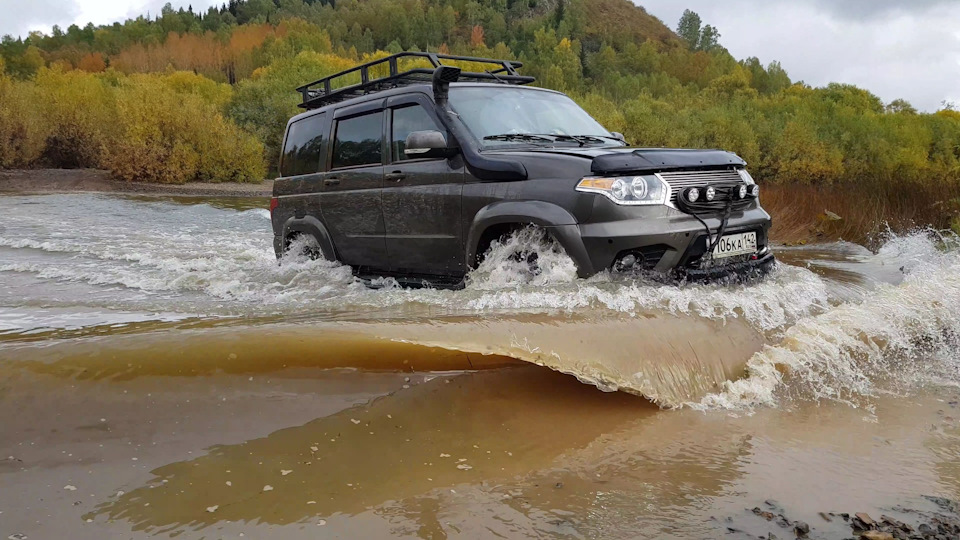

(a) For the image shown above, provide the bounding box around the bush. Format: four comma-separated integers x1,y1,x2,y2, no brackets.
33,67,116,168
229,51,355,170
107,75,265,183
0,74,48,167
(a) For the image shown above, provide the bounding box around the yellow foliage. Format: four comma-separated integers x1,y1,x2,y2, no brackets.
0,76,49,168
107,76,265,184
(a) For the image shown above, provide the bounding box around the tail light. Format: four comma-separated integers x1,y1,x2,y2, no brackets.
269,197,278,216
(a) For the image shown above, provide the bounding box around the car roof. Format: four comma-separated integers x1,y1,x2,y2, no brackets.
285,83,565,125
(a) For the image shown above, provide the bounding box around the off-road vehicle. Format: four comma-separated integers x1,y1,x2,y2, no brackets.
270,52,775,287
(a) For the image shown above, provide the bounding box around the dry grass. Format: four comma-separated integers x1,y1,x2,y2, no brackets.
762,182,959,247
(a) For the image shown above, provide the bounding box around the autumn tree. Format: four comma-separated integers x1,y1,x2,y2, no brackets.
676,9,721,51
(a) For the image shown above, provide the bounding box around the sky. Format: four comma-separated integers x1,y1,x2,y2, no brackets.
1,0,958,111
639,0,960,111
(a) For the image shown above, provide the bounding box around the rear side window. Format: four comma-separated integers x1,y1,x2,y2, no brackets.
392,105,442,161
280,113,326,177
332,111,383,169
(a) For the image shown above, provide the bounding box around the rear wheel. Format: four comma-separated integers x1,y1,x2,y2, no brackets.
285,233,325,261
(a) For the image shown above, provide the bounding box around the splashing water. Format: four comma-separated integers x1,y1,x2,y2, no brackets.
698,231,960,409
2,194,959,409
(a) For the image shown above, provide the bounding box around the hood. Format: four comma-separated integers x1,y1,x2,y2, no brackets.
486,146,746,175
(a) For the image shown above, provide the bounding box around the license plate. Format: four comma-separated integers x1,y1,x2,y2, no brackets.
711,232,757,259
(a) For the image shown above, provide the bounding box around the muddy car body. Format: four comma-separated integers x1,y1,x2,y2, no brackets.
270,52,774,287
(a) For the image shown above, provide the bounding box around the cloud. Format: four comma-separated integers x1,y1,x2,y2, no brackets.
807,0,956,20
0,0,82,37
639,0,960,111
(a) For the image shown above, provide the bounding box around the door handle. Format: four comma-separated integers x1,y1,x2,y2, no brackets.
385,172,406,182
324,177,340,186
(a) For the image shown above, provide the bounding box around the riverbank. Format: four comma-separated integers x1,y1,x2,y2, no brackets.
0,169,273,197
3,169,956,246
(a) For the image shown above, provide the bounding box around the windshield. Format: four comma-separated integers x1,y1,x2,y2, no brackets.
448,87,616,147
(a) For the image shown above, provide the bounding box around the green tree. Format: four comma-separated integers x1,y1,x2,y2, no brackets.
676,9,702,49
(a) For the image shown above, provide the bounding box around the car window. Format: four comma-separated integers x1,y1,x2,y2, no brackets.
332,111,383,169
280,113,326,177
392,105,441,161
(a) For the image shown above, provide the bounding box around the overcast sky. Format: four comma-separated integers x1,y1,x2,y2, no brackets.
1,0,958,111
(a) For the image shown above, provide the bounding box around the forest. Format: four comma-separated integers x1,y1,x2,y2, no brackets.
1,0,958,236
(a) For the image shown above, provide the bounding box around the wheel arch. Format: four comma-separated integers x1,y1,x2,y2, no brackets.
280,215,338,261
464,201,594,276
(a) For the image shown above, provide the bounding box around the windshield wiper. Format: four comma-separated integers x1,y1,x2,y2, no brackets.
483,134,555,144
521,134,621,147
572,134,626,144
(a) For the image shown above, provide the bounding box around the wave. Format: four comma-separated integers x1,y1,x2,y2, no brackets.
698,231,960,409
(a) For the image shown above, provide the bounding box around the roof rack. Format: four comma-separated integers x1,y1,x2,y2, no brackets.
296,52,535,109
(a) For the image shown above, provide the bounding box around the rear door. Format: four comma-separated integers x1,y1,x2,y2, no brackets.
382,95,464,276
320,102,387,270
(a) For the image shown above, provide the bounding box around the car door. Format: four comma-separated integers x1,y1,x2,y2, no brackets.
382,95,464,276
320,102,387,270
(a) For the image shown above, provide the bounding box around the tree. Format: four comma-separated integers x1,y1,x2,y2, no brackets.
886,99,917,115
676,10,721,51
676,9,701,49
470,25,485,48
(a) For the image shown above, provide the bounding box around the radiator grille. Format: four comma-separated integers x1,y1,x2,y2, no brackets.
658,169,743,204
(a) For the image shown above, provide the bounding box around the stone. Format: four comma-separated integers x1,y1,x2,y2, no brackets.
860,532,894,540
794,521,810,536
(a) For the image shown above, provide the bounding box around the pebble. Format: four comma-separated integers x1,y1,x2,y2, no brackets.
63,485,77,491
206,505,219,513
281,470,292,476
262,485,273,492
456,464,472,470
350,419,360,424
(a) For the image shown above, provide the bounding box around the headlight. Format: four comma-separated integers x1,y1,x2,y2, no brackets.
576,175,667,206
738,168,756,185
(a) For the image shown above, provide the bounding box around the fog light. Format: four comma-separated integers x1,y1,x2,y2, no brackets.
738,184,748,199
750,184,760,197
705,186,716,201
686,188,700,203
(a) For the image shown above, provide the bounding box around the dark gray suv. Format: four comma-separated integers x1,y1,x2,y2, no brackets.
270,52,774,287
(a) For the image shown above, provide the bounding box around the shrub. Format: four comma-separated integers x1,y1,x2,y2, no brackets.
107,75,265,183
0,75,48,168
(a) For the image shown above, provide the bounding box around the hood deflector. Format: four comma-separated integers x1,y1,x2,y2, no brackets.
590,149,745,175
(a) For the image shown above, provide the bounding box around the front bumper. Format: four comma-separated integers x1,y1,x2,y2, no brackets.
546,204,774,279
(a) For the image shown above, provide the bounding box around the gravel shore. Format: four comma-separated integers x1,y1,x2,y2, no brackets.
0,169,273,197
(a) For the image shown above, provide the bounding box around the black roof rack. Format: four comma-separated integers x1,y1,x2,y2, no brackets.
296,51,535,110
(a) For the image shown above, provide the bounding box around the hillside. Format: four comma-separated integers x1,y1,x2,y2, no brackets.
0,0,958,238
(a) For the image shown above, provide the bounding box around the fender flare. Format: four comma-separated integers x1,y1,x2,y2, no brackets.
464,200,594,276
281,215,338,261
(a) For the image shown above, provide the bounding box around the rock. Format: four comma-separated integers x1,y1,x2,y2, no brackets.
818,512,833,522
860,532,894,540
753,507,776,521
794,521,810,536
854,513,877,531
917,523,934,535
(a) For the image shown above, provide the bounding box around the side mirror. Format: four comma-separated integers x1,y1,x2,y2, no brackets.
611,132,626,142
404,130,457,159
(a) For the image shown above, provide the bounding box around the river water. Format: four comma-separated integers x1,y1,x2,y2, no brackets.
1,193,959,539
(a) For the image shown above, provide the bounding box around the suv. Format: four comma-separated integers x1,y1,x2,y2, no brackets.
270,52,775,287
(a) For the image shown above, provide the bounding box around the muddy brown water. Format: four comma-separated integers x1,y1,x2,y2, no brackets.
1,193,960,539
